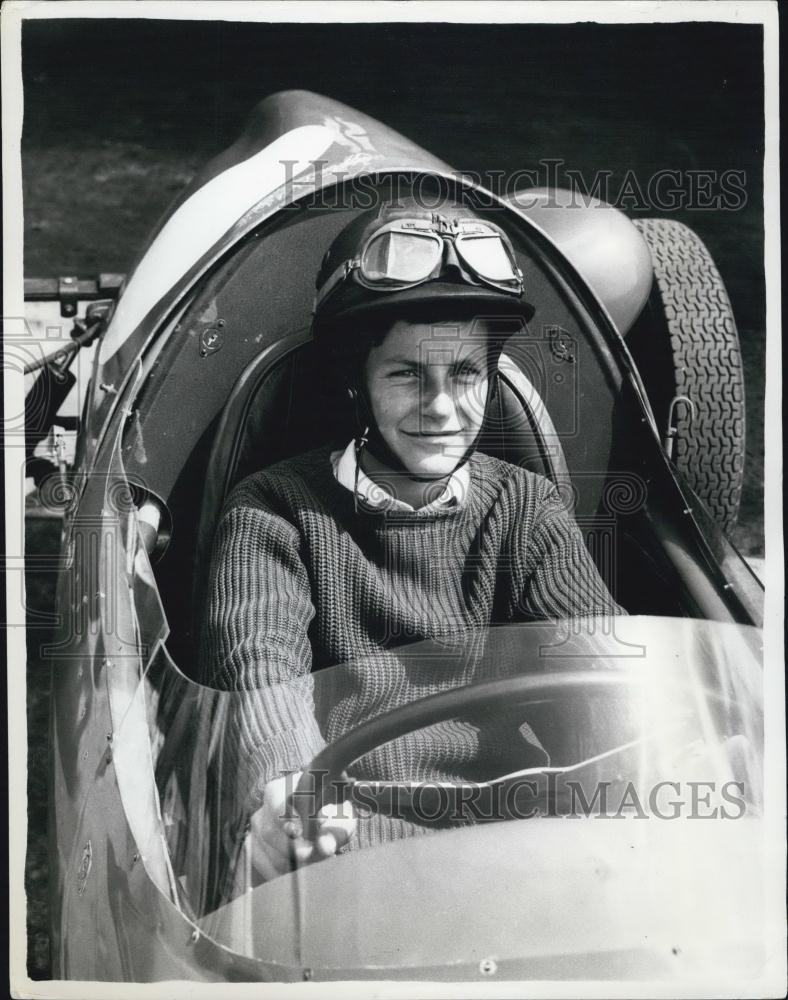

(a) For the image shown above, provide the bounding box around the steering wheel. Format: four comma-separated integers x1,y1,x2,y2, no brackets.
294,670,639,842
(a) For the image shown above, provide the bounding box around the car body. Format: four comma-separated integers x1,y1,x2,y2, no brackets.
30,90,765,984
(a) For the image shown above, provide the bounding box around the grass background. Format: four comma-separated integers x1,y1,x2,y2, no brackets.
20,17,766,979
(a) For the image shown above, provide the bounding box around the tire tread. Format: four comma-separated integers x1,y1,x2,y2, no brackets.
633,218,745,534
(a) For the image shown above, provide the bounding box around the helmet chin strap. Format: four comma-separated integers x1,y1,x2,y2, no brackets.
347,373,501,504
349,386,411,477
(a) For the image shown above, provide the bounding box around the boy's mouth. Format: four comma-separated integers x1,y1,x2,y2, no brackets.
402,431,466,439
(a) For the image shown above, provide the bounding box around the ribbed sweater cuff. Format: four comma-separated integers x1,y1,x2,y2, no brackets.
242,698,326,812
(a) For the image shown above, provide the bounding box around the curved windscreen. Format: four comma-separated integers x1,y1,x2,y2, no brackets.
95,438,766,980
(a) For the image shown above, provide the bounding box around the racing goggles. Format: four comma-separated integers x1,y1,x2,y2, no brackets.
316,216,524,309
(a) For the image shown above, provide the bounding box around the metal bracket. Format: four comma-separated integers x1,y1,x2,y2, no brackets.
24,300,114,378
664,395,695,459
549,327,576,363
24,272,126,317
58,276,80,318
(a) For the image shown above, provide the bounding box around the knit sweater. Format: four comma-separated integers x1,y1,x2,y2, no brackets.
199,446,622,837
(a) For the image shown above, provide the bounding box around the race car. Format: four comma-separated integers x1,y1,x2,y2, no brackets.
26,90,764,984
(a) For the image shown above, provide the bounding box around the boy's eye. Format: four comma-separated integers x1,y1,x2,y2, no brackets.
389,368,419,378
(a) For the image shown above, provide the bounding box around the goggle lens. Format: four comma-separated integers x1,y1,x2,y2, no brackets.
362,231,441,283
315,218,524,312
457,234,517,282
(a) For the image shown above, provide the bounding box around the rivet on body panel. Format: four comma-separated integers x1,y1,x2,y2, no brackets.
200,327,224,357
479,957,497,976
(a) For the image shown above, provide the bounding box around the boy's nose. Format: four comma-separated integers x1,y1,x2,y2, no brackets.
425,390,453,416
420,382,460,425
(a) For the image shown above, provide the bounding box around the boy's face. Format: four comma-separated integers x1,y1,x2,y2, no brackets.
363,317,493,478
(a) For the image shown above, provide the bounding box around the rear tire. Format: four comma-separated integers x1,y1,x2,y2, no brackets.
630,219,745,536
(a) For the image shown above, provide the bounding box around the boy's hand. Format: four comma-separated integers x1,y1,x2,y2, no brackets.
247,772,356,882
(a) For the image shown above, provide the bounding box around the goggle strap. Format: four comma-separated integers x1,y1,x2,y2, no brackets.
314,258,360,311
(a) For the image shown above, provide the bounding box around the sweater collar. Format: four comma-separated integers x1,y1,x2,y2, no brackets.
330,440,471,513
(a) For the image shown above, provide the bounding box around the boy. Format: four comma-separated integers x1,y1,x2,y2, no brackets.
201,197,622,879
